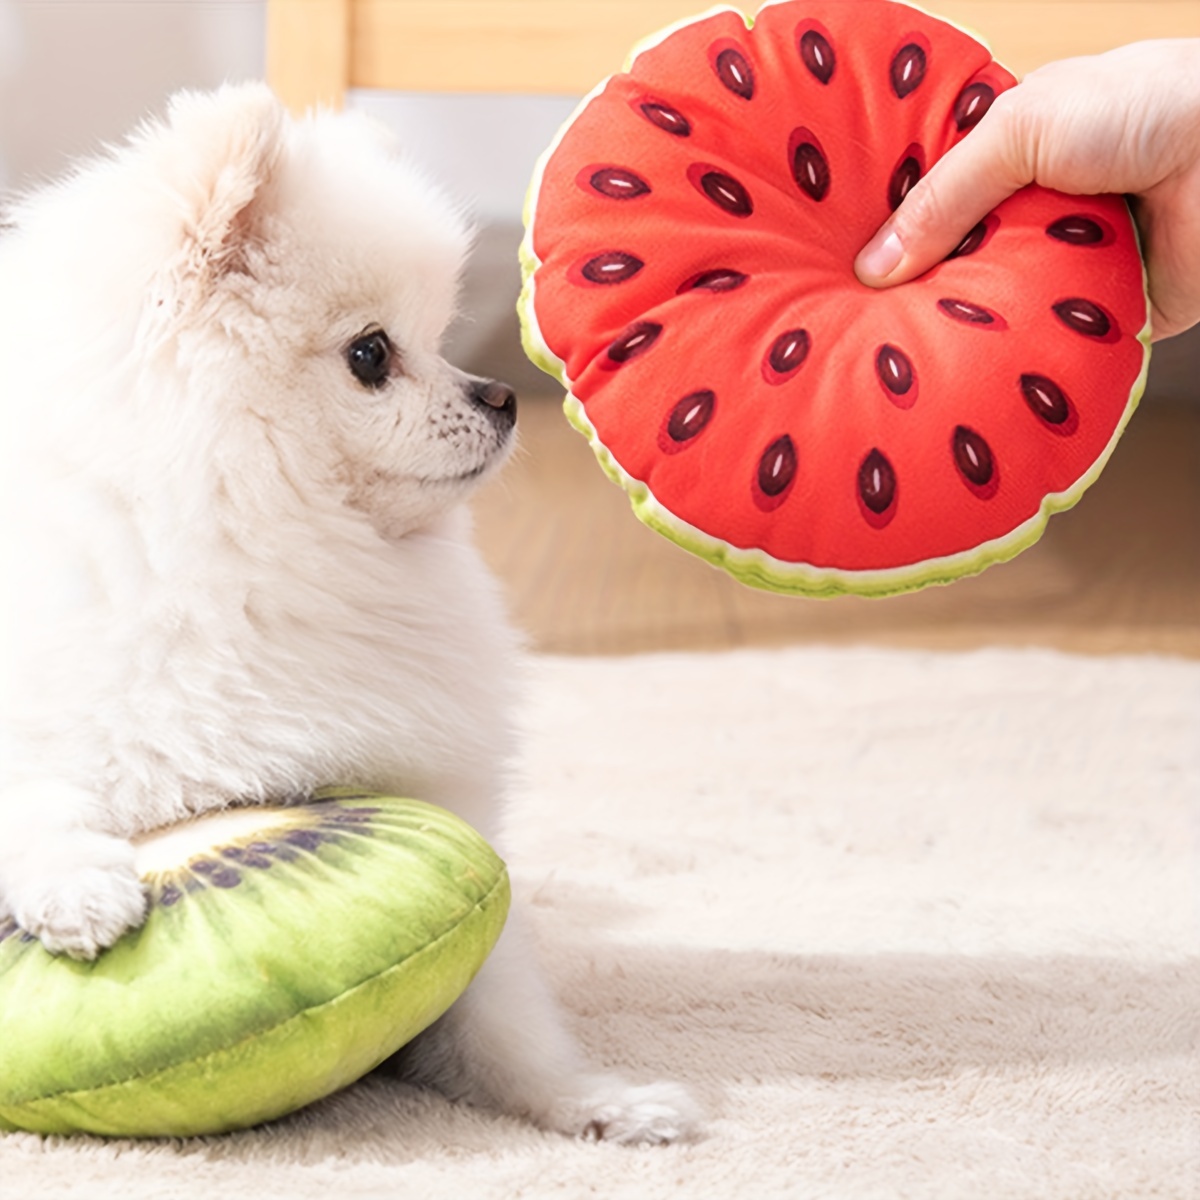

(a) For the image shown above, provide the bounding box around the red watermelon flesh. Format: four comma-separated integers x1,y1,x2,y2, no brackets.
519,0,1151,597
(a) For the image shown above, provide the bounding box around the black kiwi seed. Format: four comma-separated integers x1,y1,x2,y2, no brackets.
190,858,243,888
283,829,326,852
221,845,273,869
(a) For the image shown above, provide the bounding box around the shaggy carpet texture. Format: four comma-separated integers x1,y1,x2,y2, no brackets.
1,646,1197,1200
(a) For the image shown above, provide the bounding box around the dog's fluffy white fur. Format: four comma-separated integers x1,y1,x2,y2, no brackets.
0,84,697,1144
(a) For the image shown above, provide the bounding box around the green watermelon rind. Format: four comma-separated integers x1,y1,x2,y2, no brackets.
562,320,1148,597
517,2,1153,599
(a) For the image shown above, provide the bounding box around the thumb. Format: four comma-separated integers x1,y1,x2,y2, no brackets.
854,94,1034,287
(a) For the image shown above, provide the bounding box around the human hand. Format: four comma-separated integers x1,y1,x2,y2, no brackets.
854,40,1200,342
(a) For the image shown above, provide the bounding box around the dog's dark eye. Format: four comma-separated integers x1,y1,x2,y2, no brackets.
346,330,393,388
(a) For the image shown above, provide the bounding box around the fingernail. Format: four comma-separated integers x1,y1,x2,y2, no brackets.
857,229,904,281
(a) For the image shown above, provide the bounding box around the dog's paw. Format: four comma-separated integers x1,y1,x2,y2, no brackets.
9,832,147,960
548,1077,702,1145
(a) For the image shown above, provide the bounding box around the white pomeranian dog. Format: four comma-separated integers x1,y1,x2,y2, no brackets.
0,84,697,1144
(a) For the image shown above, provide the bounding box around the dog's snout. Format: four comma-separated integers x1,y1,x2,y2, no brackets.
468,378,517,421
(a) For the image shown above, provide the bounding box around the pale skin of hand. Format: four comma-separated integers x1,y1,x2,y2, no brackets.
854,39,1200,342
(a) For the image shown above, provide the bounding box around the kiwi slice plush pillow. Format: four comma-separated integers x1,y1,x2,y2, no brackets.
0,791,510,1137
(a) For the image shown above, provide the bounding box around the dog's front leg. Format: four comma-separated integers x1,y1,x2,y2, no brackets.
392,906,701,1144
0,780,146,959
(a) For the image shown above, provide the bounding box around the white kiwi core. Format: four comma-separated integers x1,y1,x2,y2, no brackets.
133,806,292,876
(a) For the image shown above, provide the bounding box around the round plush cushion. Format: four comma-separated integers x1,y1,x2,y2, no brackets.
519,0,1151,597
0,792,509,1137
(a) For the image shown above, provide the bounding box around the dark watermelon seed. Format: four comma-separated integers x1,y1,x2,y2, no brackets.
639,101,691,137
890,43,927,98
677,268,748,293
948,220,990,259
714,47,755,99
954,82,996,131
666,390,716,444
875,344,916,405
157,884,182,907
888,151,923,212
695,168,754,218
606,321,663,365
858,449,897,515
938,298,1001,327
764,328,811,380
1020,374,1072,426
1047,215,1106,245
790,134,830,202
952,425,995,487
581,252,644,285
758,436,797,498
799,29,835,84
1053,298,1112,338
588,166,651,200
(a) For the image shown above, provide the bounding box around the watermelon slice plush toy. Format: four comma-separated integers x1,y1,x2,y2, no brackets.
519,0,1151,597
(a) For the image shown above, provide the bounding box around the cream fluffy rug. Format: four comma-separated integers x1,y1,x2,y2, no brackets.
2,646,1197,1200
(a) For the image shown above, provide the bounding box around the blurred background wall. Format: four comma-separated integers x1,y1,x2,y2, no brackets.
0,0,1196,400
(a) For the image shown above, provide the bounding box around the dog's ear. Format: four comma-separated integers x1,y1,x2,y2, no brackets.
153,83,285,286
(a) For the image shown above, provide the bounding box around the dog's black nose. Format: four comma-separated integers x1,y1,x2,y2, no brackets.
469,378,517,421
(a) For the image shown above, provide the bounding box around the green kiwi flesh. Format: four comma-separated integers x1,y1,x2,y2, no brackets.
0,790,510,1137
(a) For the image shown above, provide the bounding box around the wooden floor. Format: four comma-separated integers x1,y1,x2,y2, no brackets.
471,398,1200,658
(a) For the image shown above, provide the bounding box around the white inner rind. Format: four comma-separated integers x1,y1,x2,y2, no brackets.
133,807,298,876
